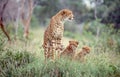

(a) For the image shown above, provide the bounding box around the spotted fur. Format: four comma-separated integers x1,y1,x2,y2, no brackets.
60,40,79,58
43,9,74,62
74,46,91,62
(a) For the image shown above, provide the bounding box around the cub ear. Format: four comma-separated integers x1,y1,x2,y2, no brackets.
82,47,85,50
76,41,79,45
82,46,91,51
61,10,66,15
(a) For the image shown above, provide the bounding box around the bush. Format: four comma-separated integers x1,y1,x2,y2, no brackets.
0,31,7,50
0,48,35,77
0,24,120,77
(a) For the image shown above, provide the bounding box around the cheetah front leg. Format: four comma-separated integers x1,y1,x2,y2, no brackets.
49,40,56,61
43,43,50,63
56,39,64,59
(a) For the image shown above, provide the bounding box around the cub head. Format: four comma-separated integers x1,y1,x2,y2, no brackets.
59,9,74,21
82,46,91,55
69,40,79,50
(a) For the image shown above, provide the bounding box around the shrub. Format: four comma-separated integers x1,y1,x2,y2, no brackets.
0,48,35,77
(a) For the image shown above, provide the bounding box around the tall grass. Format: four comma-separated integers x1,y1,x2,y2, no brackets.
0,23,120,77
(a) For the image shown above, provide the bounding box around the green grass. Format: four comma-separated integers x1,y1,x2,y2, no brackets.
0,26,120,77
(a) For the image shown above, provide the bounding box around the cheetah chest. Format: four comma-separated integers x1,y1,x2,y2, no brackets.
52,25,64,39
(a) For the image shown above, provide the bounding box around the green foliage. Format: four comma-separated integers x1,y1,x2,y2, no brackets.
83,20,105,35
0,48,35,77
34,0,120,30
64,21,78,33
0,31,7,50
0,25,120,77
64,21,120,53
34,0,61,25
1,0,120,76
1,54,119,77
116,37,120,53
31,15,40,27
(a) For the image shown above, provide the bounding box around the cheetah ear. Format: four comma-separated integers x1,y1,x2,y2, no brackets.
61,10,66,15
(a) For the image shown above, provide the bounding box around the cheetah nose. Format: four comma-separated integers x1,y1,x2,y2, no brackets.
73,16,75,19
69,17,74,20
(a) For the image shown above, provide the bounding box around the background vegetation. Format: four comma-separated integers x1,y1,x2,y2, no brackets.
0,0,120,77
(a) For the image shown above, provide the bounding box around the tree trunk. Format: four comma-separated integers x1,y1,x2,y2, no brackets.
0,0,10,41
21,0,34,38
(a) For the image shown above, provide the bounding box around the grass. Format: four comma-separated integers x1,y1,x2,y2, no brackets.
0,26,120,77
